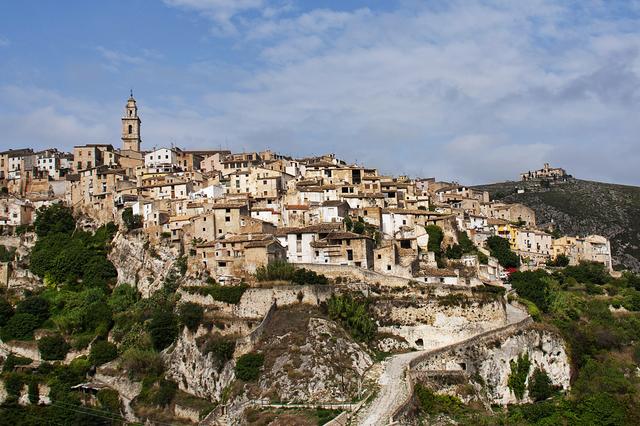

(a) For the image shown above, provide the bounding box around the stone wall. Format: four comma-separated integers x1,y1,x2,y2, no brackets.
178,284,334,320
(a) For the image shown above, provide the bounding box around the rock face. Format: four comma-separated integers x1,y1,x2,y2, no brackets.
373,296,507,351
246,306,373,403
164,328,235,401
415,327,571,405
109,231,179,297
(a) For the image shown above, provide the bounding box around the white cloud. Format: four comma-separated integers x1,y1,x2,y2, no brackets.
5,1,640,185
163,0,265,34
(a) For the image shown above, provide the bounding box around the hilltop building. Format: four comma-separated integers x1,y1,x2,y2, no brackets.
520,163,568,181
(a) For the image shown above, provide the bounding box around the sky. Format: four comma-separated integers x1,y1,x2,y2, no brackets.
1,0,639,185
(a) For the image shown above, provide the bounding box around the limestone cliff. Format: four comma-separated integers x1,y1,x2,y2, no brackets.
109,231,180,297
242,306,373,403
164,328,235,401
415,327,570,405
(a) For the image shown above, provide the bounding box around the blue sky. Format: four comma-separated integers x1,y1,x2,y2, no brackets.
1,1,640,185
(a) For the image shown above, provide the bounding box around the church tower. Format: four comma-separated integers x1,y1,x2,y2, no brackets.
121,91,141,152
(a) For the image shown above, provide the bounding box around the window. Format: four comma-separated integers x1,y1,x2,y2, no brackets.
387,265,391,271
225,217,230,222
128,125,132,134
347,249,353,261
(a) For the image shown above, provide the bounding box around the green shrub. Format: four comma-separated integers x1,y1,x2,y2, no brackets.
563,262,609,285
235,352,264,381
255,260,328,285
38,334,70,360
327,294,377,342
29,223,117,290
425,225,444,253
120,349,164,380
0,245,16,262
201,336,235,365
2,313,40,340
108,284,140,313
179,302,204,332
415,383,463,415
151,379,178,407
89,340,118,366
122,207,142,231
184,283,248,305
510,270,557,312
2,354,33,372
508,353,531,400
97,388,121,414
0,296,14,326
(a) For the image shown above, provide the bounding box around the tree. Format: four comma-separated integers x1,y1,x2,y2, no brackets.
508,353,531,400
353,220,365,234
34,204,75,237
16,296,50,325
108,284,140,313
343,216,353,232
486,235,520,268
1,313,39,340
235,352,264,381
38,335,70,360
327,294,377,342
89,340,118,366
528,368,554,401
425,225,444,253
179,302,204,332
122,207,142,231
148,309,178,351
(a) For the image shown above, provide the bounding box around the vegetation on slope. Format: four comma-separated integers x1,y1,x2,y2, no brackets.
0,205,198,424
414,262,640,425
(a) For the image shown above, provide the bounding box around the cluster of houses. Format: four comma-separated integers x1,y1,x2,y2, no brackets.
0,95,614,285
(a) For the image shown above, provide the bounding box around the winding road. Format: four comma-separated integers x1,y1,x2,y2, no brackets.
355,303,529,426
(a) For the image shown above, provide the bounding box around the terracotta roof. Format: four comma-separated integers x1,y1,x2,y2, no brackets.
274,223,342,236
325,231,371,240
322,200,349,207
285,204,309,210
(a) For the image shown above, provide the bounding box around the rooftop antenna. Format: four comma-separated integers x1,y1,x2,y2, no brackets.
130,89,133,97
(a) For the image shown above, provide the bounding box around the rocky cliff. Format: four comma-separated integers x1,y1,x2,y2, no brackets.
108,230,180,297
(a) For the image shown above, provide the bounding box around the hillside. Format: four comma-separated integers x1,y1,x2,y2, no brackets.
474,179,640,272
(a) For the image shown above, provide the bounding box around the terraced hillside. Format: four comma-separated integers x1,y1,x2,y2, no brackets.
474,179,640,272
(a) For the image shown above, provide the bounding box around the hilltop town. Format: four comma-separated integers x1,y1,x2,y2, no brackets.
0,95,612,280
0,96,628,425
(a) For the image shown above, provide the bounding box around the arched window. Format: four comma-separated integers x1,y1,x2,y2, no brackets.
129,110,132,117
128,125,133,134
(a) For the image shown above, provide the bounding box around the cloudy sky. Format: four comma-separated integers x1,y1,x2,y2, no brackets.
1,1,639,185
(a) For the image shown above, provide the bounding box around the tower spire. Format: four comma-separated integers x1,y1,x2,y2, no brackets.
121,94,141,152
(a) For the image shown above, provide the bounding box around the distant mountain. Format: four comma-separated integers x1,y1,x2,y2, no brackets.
473,179,640,272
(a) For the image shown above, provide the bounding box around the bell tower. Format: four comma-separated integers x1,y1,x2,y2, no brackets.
121,91,141,152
